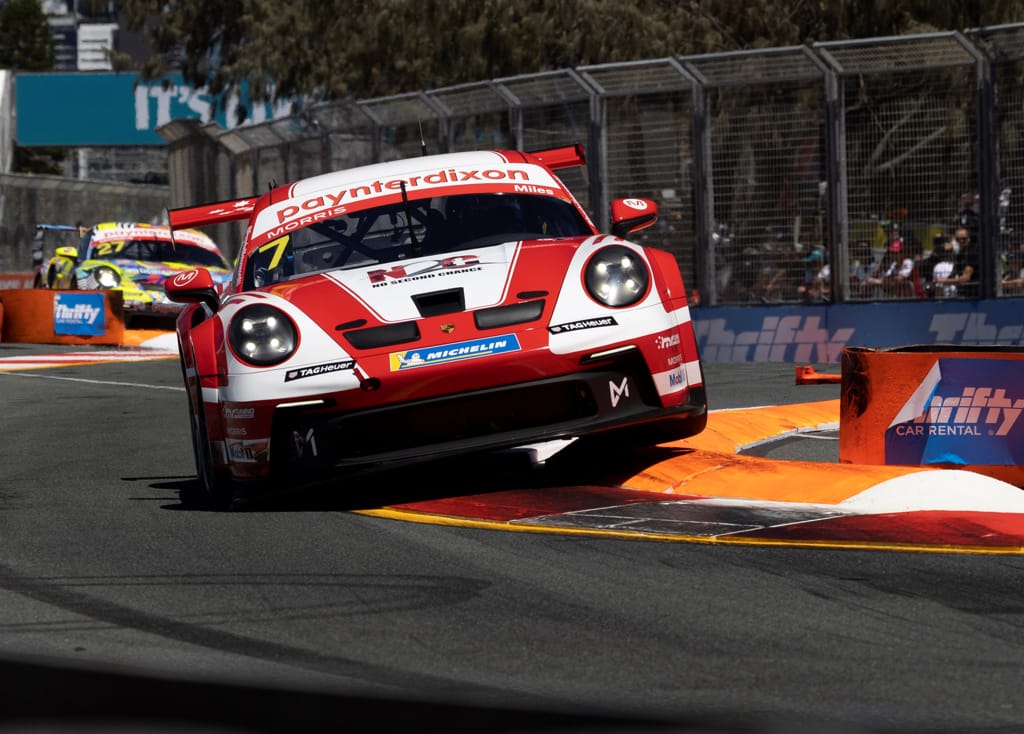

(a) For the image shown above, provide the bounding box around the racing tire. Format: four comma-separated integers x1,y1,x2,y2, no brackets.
187,389,234,511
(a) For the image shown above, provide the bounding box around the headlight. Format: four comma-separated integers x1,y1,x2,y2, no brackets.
93,266,121,289
228,305,298,366
583,245,650,307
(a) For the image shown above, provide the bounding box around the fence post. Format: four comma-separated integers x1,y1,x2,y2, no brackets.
966,32,1000,300
823,65,850,303
689,78,716,306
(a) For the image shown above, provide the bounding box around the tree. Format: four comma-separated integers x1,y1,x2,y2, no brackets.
0,0,55,70
116,0,1024,121
0,0,66,174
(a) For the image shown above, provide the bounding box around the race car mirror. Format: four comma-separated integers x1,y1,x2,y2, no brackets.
165,267,220,311
610,198,658,237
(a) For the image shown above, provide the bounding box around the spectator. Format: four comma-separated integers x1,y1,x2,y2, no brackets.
797,245,830,303
929,229,963,298
935,227,977,298
1002,241,1024,296
850,238,884,298
881,223,924,298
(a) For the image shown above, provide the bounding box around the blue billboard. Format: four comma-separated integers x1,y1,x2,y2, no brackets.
15,72,293,146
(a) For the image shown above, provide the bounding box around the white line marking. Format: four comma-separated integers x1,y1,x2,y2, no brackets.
0,371,184,391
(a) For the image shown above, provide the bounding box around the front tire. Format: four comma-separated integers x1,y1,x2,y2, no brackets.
187,389,233,510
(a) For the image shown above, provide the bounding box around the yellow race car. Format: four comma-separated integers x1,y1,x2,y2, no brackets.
39,221,232,326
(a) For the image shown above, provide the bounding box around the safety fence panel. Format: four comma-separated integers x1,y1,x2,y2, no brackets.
817,33,980,303
579,59,698,292
306,101,377,175
358,92,445,163
429,81,517,153
970,25,1024,298
683,48,829,306
493,70,595,214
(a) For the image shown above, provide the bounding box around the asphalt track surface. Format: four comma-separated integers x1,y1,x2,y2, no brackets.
1,340,1023,733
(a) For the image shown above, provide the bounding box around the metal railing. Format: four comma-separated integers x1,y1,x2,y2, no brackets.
158,24,1024,306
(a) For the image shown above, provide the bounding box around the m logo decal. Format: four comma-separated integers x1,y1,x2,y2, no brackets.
609,377,630,408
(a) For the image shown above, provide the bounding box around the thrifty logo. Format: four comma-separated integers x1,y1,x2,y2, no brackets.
54,302,101,324
898,386,1023,437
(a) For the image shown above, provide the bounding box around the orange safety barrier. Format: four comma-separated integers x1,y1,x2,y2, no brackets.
0,288,125,345
839,345,1024,487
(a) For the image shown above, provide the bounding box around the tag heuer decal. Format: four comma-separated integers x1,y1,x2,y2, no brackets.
549,316,618,334
285,360,355,381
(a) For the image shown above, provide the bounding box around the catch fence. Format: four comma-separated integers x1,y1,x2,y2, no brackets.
159,25,1024,306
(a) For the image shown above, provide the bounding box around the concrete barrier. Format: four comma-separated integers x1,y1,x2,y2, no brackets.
839,345,1024,487
0,288,125,345
0,272,37,290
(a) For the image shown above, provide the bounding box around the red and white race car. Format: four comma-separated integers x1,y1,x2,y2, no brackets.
166,145,707,509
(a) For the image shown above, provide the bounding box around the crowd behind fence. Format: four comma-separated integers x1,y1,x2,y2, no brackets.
152,24,1024,306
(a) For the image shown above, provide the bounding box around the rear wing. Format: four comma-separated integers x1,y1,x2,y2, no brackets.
167,197,257,231
525,144,585,170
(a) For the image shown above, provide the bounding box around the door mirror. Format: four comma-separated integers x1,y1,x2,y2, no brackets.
165,268,220,312
610,198,658,238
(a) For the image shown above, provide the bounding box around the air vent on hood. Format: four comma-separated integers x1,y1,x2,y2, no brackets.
343,321,421,350
474,300,545,330
412,288,465,317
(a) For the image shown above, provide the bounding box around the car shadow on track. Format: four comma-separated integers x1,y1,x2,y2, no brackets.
152,440,697,513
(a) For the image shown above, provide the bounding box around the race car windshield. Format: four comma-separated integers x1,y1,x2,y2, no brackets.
245,193,591,289
89,239,230,269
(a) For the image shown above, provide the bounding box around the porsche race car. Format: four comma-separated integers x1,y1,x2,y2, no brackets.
165,145,707,509
39,221,232,325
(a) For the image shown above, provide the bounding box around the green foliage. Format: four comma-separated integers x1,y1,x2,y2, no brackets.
13,146,67,175
117,0,1024,120
0,0,56,70
1,0,60,173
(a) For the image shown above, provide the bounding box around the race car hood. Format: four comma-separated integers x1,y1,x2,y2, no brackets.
267,239,585,323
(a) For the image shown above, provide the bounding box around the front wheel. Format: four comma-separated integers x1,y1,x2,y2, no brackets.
187,390,233,510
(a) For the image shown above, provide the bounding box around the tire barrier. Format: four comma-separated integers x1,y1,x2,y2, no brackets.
0,288,125,346
840,345,1024,488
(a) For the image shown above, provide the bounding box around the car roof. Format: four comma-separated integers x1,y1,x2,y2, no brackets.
249,149,574,245
88,221,223,253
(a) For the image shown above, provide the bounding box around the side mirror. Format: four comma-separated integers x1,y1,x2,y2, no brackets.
610,198,658,238
165,268,220,312
55,246,79,260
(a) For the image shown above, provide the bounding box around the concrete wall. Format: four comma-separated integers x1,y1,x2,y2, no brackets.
0,173,169,272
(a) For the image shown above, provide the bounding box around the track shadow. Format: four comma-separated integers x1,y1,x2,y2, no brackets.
152,439,697,514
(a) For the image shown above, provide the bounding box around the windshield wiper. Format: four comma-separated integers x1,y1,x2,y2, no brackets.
399,181,421,258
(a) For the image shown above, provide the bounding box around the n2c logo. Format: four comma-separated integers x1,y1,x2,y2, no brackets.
368,255,480,284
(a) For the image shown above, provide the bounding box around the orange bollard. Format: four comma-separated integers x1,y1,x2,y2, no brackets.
795,365,841,384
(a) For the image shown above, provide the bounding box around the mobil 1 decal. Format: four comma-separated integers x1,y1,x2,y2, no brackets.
884,358,1024,467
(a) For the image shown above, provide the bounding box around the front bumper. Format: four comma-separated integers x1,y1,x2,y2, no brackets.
266,348,706,483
